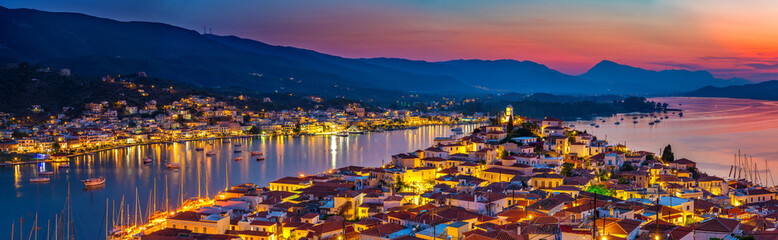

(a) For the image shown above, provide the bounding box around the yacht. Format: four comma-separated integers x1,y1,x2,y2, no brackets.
82,177,106,186
335,132,349,137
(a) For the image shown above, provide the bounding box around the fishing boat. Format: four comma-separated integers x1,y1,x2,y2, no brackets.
234,156,243,161
206,151,217,156
30,177,51,183
166,163,181,169
82,177,106,186
39,171,54,176
256,156,266,161
251,151,263,156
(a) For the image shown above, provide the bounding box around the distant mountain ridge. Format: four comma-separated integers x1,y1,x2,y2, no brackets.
580,60,751,94
686,81,778,101
0,6,752,96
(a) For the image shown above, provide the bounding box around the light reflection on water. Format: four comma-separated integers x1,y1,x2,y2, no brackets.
574,97,778,178
0,124,479,237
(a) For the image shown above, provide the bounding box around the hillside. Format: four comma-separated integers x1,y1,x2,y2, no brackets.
686,81,778,101
0,6,470,95
0,6,751,96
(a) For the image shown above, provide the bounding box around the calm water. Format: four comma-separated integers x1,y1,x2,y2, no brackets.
0,124,480,238
574,97,778,179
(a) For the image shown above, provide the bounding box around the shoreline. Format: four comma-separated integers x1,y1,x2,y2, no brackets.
0,122,485,166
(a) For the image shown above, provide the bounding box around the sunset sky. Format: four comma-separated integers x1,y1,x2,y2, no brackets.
5,0,778,81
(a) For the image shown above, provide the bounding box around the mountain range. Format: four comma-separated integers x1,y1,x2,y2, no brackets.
0,6,754,97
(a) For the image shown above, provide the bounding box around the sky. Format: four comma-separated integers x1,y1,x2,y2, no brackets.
4,0,778,81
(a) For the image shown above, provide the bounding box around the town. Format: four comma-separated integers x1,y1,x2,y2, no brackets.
103,106,777,240
0,93,483,160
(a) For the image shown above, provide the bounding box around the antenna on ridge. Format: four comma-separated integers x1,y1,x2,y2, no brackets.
203,26,206,34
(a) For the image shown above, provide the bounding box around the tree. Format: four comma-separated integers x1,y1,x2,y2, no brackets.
661,144,675,163
246,126,260,135
620,162,635,172
560,162,574,177
506,115,514,133
52,142,61,152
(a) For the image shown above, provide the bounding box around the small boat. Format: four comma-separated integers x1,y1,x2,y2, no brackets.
614,122,620,125
30,177,51,183
589,123,596,126
82,177,106,186
601,120,606,123
195,147,204,151
166,163,181,169
222,139,231,143
594,125,600,128
649,122,655,125
206,151,217,156
256,156,265,161
679,112,683,117
234,157,243,161
58,163,70,168
39,171,54,176
234,143,242,147
233,149,242,153
569,124,575,128
633,121,638,124
143,157,153,164
292,135,302,138
620,118,624,120
450,127,463,133
335,132,349,137
250,151,263,156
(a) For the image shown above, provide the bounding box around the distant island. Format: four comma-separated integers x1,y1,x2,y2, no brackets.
685,80,778,101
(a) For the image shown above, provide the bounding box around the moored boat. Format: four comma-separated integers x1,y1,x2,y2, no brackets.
195,147,204,151
82,177,106,186
39,171,54,176
143,157,153,164
335,132,349,137
166,163,181,169
58,163,70,168
206,151,217,156
234,156,243,161
233,149,242,153
256,156,265,161
250,151,263,156
234,143,242,147
30,177,51,183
